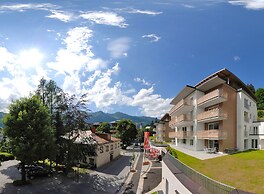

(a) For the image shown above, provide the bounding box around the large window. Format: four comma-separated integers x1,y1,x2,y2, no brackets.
252,139,258,149
208,122,219,130
190,139,194,146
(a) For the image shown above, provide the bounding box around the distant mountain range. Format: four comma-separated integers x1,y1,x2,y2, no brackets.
88,111,156,126
0,111,156,128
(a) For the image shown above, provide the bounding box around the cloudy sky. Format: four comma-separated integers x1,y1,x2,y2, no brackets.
0,0,264,118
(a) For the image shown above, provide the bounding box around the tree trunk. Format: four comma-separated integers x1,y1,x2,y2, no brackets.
21,161,26,182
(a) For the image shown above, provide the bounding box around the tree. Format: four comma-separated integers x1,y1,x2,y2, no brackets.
255,88,264,110
116,119,137,147
97,122,111,133
247,83,256,94
3,95,54,181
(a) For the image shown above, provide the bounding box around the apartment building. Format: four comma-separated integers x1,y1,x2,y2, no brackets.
155,113,174,142
169,68,257,152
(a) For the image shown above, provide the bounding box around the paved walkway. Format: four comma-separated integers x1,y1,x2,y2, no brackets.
169,144,227,160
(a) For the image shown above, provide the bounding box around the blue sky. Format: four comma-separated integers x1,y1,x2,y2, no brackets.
0,0,264,118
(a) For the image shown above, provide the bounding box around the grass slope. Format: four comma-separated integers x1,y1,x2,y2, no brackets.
174,149,264,193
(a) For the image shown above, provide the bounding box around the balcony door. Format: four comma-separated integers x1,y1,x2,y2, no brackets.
208,140,219,151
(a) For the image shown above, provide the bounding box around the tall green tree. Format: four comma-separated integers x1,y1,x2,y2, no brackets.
116,119,137,147
256,88,264,110
97,122,111,133
3,95,54,181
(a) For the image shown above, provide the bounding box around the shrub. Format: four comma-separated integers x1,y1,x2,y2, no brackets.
169,148,178,158
0,152,15,161
258,110,264,118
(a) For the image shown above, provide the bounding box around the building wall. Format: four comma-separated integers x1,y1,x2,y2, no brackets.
95,141,121,168
162,160,192,194
237,90,257,151
220,84,237,152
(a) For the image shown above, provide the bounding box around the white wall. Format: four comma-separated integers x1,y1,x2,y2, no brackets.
237,91,257,151
162,160,192,194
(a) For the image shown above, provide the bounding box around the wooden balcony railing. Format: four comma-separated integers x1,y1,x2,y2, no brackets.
169,99,192,115
197,89,227,106
169,131,194,139
197,108,227,122
196,130,227,140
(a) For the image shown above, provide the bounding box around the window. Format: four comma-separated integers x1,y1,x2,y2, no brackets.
110,144,113,150
244,139,248,150
182,126,187,131
190,126,194,131
244,98,249,109
99,146,103,153
253,127,259,134
208,122,219,130
182,139,186,144
106,145,109,152
190,139,194,146
115,143,117,149
251,139,258,148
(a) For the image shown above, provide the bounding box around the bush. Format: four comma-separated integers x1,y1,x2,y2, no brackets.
0,152,15,161
258,110,264,118
169,148,178,158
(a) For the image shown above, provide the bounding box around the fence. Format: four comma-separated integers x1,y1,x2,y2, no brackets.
167,153,235,194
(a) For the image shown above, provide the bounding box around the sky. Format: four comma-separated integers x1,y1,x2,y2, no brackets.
0,0,264,118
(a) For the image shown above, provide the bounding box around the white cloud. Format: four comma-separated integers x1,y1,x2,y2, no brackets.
182,4,195,8
228,0,264,10
46,10,74,22
131,87,172,118
142,34,161,42
47,27,106,76
134,77,152,86
107,37,131,58
234,56,240,61
0,3,57,12
126,8,162,15
80,11,128,28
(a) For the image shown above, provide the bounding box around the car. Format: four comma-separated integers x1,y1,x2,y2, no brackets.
26,166,53,179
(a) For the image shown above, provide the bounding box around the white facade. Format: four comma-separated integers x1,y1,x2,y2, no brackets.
250,121,264,150
237,90,258,151
162,161,192,194
95,141,121,168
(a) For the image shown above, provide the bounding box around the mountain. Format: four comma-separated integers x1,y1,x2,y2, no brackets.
0,111,156,128
88,111,156,126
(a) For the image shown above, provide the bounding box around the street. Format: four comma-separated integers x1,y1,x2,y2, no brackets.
0,147,162,194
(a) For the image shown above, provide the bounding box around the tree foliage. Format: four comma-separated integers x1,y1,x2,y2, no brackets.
3,95,54,181
116,119,137,147
96,122,111,133
256,88,264,110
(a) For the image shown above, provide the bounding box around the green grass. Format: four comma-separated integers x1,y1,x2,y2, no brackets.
171,148,264,194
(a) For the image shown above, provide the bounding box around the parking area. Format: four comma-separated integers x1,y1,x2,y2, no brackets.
0,152,131,194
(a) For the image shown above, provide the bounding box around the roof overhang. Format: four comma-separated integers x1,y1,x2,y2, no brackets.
170,86,195,105
196,75,226,92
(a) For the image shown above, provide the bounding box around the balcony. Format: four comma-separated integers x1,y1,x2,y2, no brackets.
169,116,177,128
169,131,194,139
196,130,227,140
169,99,194,116
197,108,227,123
174,114,193,127
197,89,227,108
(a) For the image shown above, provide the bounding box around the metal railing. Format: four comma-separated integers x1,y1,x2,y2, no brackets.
167,153,235,194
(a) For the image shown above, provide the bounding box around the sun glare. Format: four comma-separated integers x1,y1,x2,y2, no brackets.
17,48,44,69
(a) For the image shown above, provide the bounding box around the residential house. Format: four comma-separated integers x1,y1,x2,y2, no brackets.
70,130,121,168
169,68,258,152
155,113,174,143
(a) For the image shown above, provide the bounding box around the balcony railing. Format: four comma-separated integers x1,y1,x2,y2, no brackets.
196,130,227,140
169,116,177,128
177,114,192,123
169,131,194,139
169,99,193,115
197,89,227,107
197,108,227,123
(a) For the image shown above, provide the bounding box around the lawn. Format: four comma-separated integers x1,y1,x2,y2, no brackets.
173,149,264,194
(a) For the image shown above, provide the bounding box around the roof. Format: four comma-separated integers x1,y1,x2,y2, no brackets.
64,130,120,145
170,85,196,105
195,68,257,101
170,68,257,105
